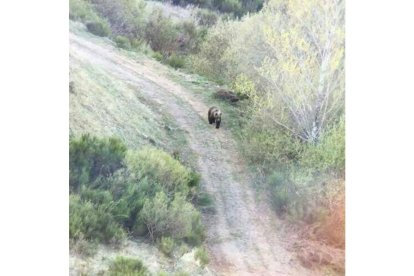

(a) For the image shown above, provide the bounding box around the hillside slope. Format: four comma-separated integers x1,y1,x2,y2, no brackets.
70,23,317,275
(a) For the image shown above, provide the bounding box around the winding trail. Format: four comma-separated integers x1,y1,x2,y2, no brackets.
70,30,316,276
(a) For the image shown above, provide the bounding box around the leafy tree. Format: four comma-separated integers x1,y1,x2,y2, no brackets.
257,0,345,143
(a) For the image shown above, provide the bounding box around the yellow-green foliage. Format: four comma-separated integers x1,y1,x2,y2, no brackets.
140,191,202,241
158,237,175,256
70,0,99,22
195,246,209,267
194,0,344,142
114,35,131,49
126,147,193,196
69,194,126,244
108,256,149,276
231,74,255,98
192,0,345,243
300,117,345,174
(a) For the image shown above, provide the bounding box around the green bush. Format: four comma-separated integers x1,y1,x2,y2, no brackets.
108,256,149,276
195,246,209,267
91,0,146,38
158,237,175,256
195,192,215,213
114,35,131,49
152,51,163,62
144,9,179,54
86,20,111,37
268,171,294,215
69,195,126,244
69,134,126,192
140,192,203,242
69,135,205,246
167,54,185,69
70,0,96,21
130,39,154,54
125,147,192,197
300,117,345,174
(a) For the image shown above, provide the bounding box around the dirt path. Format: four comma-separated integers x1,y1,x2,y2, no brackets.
70,31,316,276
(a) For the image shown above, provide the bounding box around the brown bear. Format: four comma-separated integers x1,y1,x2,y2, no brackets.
208,106,222,129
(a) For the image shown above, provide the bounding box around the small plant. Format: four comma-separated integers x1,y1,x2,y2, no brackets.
108,256,149,276
167,54,185,69
114,36,131,50
70,235,97,257
196,192,215,213
158,237,175,257
86,21,110,37
195,246,209,267
152,51,163,62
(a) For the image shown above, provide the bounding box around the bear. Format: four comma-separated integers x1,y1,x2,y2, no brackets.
208,106,222,129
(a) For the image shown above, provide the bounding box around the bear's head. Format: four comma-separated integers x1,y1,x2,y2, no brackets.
214,110,222,129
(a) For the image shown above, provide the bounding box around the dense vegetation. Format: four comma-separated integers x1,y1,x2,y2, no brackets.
70,0,212,67
168,0,265,17
69,0,345,251
191,0,345,248
69,134,204,253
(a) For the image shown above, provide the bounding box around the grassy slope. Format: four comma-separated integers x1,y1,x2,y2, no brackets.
69,22,188,154
69,19,243,167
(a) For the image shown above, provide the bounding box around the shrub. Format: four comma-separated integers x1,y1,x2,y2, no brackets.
130,39,154,54
195,247,209,267
152,51,163,62
91,0,146,38
108,256,149,276
268,171,295,215
69,0,98,22
195,192,215,213
69,195,126,244
167,54,185,69
177,21,201,54
185,212,205,246
125,147,192,197
69,134,126,191
69,135,205,246
139,191,170,240
300,117,345,175
231,74,255,100
158,237,175,257
140,192,203,241
86,20,111,37
188,171,201,188
114,35,131,49
70,236,98,257
189,21,233,83
144,9,179,54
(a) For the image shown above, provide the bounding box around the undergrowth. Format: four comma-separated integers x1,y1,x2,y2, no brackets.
69,134,205,254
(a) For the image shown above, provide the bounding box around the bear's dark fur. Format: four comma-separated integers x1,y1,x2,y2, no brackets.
208,106,222,129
